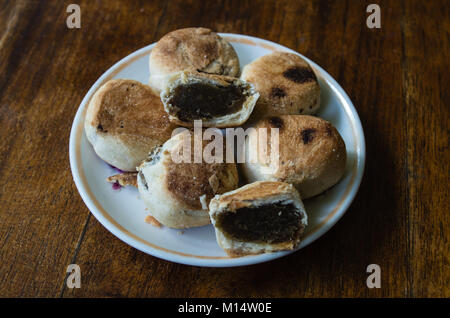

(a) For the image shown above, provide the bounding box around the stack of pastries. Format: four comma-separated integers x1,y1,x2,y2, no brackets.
85,28,346,257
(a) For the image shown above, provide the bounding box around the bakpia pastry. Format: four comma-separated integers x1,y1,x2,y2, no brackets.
137,131,239,228
209,181,307,256
241,115,346,199
160,71,259,127
149,27,240,92
241,52,321,121
85,79,176,171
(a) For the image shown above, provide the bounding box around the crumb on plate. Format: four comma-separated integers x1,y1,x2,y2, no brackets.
145,215,162,228
106,172,138,188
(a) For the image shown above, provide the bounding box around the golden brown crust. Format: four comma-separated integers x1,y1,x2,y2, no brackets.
163,136,239,210
213,181,294,211
223,241,297,257
224,248,264,258
241,52,320,121
150,28,239,76
106,172,138,187
165,162,238,210
87,79,176,147
180,72,239,86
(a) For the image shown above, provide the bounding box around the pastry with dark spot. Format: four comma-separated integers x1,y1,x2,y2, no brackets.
137,131,239,228
209,181,307,257
268,116,283,129
271,87,286,98
241,52,321,122
242,115,346,199
283,66,316,83
300,128,316,144
85,79,177,171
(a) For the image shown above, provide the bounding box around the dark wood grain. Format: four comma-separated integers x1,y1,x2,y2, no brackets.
0,0,448,297
402,0,449,296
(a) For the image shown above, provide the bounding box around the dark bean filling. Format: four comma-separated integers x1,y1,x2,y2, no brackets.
216,203,303,243
169,83,245,121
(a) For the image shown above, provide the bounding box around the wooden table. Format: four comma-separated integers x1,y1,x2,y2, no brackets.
0,0,448,298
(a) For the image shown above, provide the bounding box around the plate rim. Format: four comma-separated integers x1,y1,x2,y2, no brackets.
69,33,366,267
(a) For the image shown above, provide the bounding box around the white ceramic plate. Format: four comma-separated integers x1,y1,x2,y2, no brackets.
69,34,365,267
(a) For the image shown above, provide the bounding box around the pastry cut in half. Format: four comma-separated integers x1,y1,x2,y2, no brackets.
209,181,307,257
137,131,239,229
84,79,177,171
149,27,240,92
160,71,259,127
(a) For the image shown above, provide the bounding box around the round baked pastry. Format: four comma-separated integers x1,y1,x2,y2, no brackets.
149,27,240,92
137,131,239,228
84,79,177,171
241,52,320,121
160,71,259,127
209,181,307,257
241,115,346,199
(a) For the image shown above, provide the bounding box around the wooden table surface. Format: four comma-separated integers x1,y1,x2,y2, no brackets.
0,0,448,298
